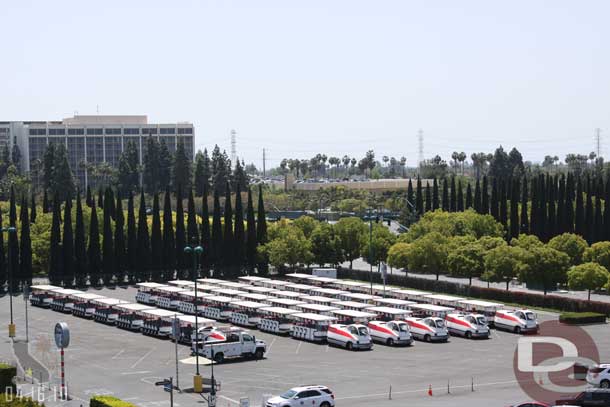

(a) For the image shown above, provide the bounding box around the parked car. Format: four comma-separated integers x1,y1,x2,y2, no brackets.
507,402,550,407
587,364,610,388
265,385,335,407
555,388,610,405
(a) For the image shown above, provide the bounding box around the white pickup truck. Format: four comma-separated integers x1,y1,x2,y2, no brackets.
193,331,267,363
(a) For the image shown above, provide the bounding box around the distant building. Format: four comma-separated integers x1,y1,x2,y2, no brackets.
0,115,194,189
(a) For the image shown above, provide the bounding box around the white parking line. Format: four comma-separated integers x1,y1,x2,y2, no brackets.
265,338,277,356
295,342,302,354
121,371,151,375
219,395,240,404
131,348,155,369
112,349,125,359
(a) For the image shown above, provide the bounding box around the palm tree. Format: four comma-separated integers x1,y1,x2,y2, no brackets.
451,151,459,175
458,152,467,176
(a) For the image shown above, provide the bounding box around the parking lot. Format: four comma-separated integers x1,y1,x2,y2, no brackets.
3,286,610,407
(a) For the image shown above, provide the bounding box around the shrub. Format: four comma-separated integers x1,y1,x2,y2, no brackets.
559,312,607,325
90,395,138,407
0,393,44,407
0,364,16,392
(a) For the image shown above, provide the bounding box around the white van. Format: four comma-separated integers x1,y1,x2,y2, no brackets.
291,313,337,342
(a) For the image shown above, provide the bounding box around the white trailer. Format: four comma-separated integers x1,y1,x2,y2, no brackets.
457,299,505,324
177,291,214,315
285,283,317,294
330,280,369,292
295,303,339,316
299,295,342,306
331,309,376,324
92,298,130,324
268,290,305,300
372,298,417,310
242,285,276,295
291,313,337,342
236,292,271,304
422,294,466,308
391,289,431,302
214,281,250,290
140,309,184,337
258,307,301,334
196,278,225,285
307,275,337,286
115,303,155,330
193,331,267,363
30,285,62,307
166,280,196,289
155,286,192,310
408,303,455,318
135,282,168,305
365,306,413,321
192,284,219,294
71,293,107,317
337,292,379,303
202,295,238,320
369,284,399,296
237,276,270,285
170,315,217,344
494,309,538,334
266,297,305,309
259,279,293,289
229,301,269,327
50,289,84,312
285,272,314,283
445,312,490,339
308,287,347,298
366,306,413,346
210,288,243,297
333,300,374,311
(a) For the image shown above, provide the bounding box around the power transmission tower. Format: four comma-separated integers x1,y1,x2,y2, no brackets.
230,129,237,164
262,148,266,177
417,129,424,168
595,128,602,158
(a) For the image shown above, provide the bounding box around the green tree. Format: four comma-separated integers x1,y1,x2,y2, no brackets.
256,185,268,274
52,144,75,201
30,191,37,223
447,241,485,285
114,194,126,284
101,189,114,285
293,216,318,239
548,233,588,266
519,246,570,295
416,176,423,214
173,141,192,191
143,136,160,193
136,190,150,281
335,217,366,268
360,224,396,267
234,185,245,272
8,186,19,291
62,198,74,287
310,223,342,266
211,189,223,271
474,178,481,213
19,195,33,287
85,185,92,208
482,245,523,290
117,140,140,196
510,234,543,250
584,241,610,273
223,183,235,277
404,209,504,242
42,143,56,193
0,206,5,288
245,187,257,274
481,176,489,214
567,262,610,301
465,182,473,209
74,191,87,287
575,177,585,237
158,140,172,191
174,185,187,276
194,149,210,197
48,192,61,285
150,192,162,281
387,242,410,271
405,232,448,280
432,177,439,210
126,192,137,283
162,186,175,281
88,200,102,286
200,184,211,272
261,226,312,272
441,178,449,211
187,188,199,245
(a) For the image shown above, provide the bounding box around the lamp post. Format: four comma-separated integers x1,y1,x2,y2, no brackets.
3,226,17,338
184,243,203,392
367,209,373,296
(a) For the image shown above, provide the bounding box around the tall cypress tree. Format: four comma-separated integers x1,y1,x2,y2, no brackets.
114,195,126,285
234,185,245,273
211,189,223,272
245,187,257,274
49,192,61,286
490,178,499,220
0,207,6,289
537,174,547,241
575,177,585,237
474,178,482,213
174,185,187,277
126,192,138,283
19,196,32,287
585,188,594,244
62,198,74,287
565,173,575,234
187,188,199,245
30,190,37,223
457,180,464,212
465,183,473,209
604,176,610,241
42,189,50,213
520,176,529,235
481,176,489,215
74,191,87,287
407,179,414,208
509,177,520,240
200,184,210,273
150,192,162,281
8,186,19,292
256,185,268,274
97,187,104,209
432,177,439,210
162,186,176,282
88,200,101,286
424,182,432,212
449,177,457,212
102,189,114,285
594,194,603,243
547,176,557,240
441,178,449,211
556,175,566,235
85,185,92,207
223,183,235,277
415,177,423,215
136,190,150,281
499,179,508,231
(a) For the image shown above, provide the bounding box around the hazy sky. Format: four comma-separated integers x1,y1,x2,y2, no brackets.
2,1,608,169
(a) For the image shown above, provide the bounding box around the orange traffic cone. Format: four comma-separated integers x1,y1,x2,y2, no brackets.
428,385,433,396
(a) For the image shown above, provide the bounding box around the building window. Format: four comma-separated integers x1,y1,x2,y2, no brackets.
124,128,140,135
177,128,193,134
160,128,176,135
48,128,66,135
159,136,176,153
142,128,157,135
105,128,121,135
87,128,103,135
29,129,46,136
104,136,122,166
0,128,8,134
68,128,85,135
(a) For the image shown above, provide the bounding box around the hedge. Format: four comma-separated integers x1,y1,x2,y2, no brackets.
0,364,16,393
559,312,607,324
0,393,44,407
90,395,138,407
336,267,610,315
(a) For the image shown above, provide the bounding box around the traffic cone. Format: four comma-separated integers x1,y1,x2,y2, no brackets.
428,385,433,396
538,376,543,385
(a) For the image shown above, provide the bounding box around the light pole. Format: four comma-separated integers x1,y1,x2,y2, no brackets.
367,209,373,296
184,243,203,392
3,226,17,338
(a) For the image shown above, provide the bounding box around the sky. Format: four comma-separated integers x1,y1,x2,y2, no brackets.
1,1,609,169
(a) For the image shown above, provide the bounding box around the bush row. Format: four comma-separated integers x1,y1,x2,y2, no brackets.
0,394,44,407
337,267,610,315
559,312,607,324
90,396,137,407
0,364,16,393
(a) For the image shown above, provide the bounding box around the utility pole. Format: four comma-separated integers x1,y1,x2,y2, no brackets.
417,129,424,173
262,148,266,177
595,128,602,158
230,130,237,164
368,208,373,296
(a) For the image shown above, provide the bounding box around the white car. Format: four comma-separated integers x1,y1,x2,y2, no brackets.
587,364,610,388
266,385,335,407
494,309,538,334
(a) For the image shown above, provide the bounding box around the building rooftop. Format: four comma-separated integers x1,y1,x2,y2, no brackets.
63,115,148,125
